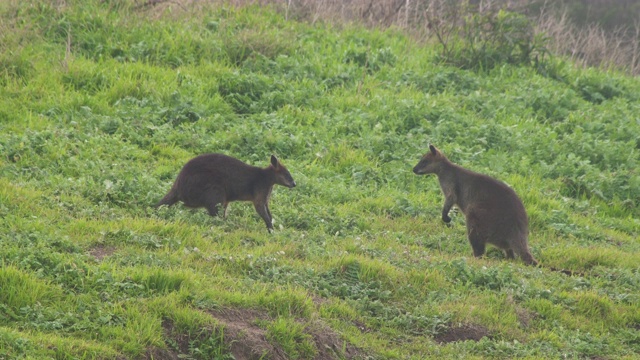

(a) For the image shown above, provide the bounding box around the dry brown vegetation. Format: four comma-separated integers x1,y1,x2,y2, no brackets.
535,8,640,75
186,0,640,75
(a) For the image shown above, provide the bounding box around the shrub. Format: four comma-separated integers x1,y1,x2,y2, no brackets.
439,10,550,70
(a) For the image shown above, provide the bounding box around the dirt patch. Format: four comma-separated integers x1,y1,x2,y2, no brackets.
88,244,117,261
143,347,180,360
143,307,363,359
305,321,363,360
434,324,491,344
209,307,363,360
143,318,197,360
146,317,227,360
162,318,193,355
209,307,286,360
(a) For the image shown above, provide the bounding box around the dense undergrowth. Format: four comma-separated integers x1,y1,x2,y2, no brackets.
1,0,639,359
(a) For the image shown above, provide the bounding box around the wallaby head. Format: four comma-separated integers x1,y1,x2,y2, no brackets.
270,155,296,188
413,145,448,175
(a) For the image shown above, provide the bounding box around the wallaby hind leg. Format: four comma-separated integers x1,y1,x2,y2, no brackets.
203,191,225,218
467,227,487,258
206,203,223,217
469,237,486,258
505,249,515,259
466,214,487,258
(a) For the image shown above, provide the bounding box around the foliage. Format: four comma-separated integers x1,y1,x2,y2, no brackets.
0,0,639,359
432,5,550,70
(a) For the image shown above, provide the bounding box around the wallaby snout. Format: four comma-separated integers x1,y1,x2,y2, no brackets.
413,164,426,175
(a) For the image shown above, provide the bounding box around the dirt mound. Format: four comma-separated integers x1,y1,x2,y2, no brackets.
305,321,362,359
434,324,490,344
144,307,363,359
209,307,363,360
209,307,286,360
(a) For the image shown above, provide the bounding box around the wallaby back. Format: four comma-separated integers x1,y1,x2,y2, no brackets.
413,145,537,265
157,153,296,231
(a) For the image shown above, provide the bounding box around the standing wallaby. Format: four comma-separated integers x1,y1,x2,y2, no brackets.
413,145,537,265
157,154,296,232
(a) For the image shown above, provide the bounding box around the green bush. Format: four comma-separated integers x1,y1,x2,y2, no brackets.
437,10,550,71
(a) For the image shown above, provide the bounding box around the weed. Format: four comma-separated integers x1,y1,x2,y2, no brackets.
433,8,550,71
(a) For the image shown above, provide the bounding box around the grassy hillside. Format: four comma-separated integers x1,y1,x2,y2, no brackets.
1,1,639,359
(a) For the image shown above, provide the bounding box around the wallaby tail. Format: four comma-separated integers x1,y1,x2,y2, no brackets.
520,248,586,277
518,250,538,267
156,187,178,208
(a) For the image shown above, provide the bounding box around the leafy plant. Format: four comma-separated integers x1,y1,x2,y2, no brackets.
451,10,549,70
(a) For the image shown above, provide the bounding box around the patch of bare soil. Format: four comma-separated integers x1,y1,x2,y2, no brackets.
143,347,180,360
143,319,189,360
88,244,116,261
434,324,491,344
143,307,363,359
305,321,363,360
209,307,363,360
210,307,286,360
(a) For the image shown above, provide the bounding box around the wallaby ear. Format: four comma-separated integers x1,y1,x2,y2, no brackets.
270,155,279,167
429,144,437,156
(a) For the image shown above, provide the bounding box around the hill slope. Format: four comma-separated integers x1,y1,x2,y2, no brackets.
1,1,639,359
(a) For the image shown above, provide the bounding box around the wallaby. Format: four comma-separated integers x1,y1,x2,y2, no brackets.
157,154,296,232
413,145,537,265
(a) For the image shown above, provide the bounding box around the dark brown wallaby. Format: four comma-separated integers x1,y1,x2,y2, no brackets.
157,154,296,232
413,145,538,265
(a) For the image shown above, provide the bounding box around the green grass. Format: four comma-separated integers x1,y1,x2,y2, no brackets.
1,0,639,359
